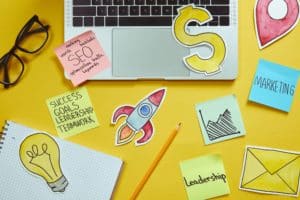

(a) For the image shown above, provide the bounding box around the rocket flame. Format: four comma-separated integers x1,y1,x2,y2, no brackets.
116,124,135,145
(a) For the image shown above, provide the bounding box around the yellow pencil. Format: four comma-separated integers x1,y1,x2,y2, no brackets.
129,123,182,200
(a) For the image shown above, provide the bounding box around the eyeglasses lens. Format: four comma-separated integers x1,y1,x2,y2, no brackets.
0,54,23,85
18,21,48,53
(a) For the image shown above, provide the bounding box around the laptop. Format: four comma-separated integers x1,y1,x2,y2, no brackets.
64,0,238,80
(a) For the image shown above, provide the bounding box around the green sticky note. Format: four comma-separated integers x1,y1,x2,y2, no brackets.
195,95,246,145
46,87,99,138
180,154,230,200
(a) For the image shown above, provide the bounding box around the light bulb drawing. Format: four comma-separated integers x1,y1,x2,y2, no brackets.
19,133,68,192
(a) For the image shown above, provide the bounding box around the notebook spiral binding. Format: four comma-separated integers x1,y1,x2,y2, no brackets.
0,121,9,152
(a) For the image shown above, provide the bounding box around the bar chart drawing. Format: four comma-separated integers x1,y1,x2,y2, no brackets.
199,109,240,141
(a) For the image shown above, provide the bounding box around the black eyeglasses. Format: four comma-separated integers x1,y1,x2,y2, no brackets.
0,15,49,88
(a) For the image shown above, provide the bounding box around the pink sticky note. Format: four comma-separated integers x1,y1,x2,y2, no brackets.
55,31,110,86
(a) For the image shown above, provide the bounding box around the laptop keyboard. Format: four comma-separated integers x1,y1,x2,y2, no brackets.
72,0,230,27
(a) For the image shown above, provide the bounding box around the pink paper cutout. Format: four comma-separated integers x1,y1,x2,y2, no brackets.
255,0,300,49
55,31,110,86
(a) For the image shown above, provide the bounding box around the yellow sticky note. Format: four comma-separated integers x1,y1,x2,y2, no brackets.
46,87,99,138
180,154,230,200
240,146,300,197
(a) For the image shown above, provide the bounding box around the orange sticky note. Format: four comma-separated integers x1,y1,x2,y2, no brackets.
55,31,110,86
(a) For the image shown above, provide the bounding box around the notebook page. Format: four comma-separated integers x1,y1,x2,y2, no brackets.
0,121,122,200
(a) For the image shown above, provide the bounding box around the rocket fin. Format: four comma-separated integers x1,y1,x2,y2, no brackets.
135,121,154,146
112,105,134,124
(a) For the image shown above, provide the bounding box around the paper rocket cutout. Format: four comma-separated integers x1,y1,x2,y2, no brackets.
111,88,166,146
255,0,300,49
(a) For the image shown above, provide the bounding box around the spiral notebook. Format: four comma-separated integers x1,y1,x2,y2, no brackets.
0,121,123,200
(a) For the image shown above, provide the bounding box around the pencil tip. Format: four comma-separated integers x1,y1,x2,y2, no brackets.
177,123,182,129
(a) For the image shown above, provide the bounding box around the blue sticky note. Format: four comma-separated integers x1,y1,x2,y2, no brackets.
249,59,300,112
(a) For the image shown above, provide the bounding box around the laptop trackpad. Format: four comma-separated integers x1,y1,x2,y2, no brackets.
112,28,189,78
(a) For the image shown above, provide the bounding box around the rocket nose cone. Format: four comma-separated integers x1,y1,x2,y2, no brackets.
148,89,166,106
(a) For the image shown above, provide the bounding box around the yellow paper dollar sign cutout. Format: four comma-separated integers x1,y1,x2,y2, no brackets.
173,5,226,75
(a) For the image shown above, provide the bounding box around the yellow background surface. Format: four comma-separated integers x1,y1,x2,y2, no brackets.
0,0,299,199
